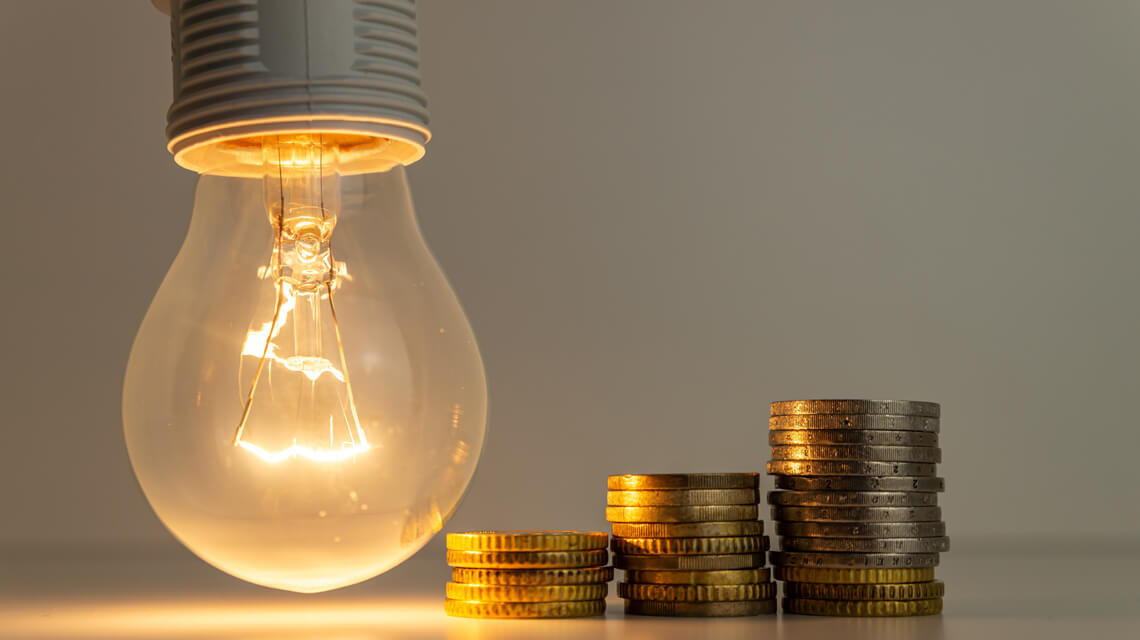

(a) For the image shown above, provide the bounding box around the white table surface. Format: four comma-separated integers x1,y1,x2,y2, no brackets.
1,537,1136,639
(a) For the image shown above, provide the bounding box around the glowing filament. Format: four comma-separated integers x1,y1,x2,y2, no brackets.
231,136,368,463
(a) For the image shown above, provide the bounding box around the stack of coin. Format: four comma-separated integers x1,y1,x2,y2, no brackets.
606,473,776,617
444,530,612,618
767,400,948,617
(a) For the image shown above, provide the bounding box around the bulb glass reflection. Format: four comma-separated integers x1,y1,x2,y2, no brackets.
123,135,486,593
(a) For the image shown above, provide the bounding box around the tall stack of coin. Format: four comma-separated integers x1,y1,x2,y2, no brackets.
445,530,612,618
606,473,776,617
767,400,948,617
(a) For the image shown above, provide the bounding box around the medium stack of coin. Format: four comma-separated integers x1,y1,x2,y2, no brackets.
444,530,612,618
606,473,776,617
767,400,948,617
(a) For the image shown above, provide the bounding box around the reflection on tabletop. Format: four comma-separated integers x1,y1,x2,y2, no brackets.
1,538,1137,639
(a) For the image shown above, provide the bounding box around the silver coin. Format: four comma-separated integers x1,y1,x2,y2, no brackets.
767,460,938,477
769,445,941,463
776,521,947,539
769,414,939,433
778,536,951,553
774,476,945,492
769,429,939,447
768,491,938,507
769,551,940,569
771,505,942,523
770,400,940,418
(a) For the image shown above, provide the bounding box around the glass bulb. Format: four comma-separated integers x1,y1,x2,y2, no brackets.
123,135,487,593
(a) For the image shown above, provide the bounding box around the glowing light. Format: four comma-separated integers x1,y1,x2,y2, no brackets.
239,285,345,383
238,440,371,464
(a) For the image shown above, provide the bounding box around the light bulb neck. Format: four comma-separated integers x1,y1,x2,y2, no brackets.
162,0,430,177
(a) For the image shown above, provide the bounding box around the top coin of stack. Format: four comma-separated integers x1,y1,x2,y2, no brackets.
767,400,948,617
445,530,613,618
606,473,777,617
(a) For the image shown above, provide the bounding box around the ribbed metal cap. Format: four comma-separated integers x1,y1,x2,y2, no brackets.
164,0,430,176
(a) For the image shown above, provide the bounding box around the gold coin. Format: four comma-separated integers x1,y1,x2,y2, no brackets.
782,597,943,617
606,504,758,523
769,400,940,418
445,582,608,602
625,568,770,585
774,567,935,584
446,548,608,569
624,599,776,617
607,473,760,490
446,530,608,552
607,489,758,506
611,521,763,538
614,552,765,571
619,582,776,601
784,580,945,601
612,535,768,556
451,566,614,586
444,599,606,619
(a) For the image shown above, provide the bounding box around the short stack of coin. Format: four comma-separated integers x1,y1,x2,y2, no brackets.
445,530,612,618
767,400,948,617
606,473,776,617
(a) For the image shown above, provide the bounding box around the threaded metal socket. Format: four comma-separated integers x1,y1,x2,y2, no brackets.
164,0,430,176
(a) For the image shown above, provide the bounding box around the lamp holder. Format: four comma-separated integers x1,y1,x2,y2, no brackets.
157,0,430,176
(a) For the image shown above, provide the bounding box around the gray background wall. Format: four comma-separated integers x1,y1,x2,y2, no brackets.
1,0,1137,550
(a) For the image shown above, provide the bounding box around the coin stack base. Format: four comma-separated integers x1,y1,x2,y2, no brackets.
606,473,775,617
444,531,612,619
768,400,948,617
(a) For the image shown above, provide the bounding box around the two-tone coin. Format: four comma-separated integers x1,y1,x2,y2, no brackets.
775,521,947,539
770,400,940,418
618,582,776,602
624,568,771,585
625,600,776,617
769,414,939,432
770,551,939,569
769,445,941,463
767,460,938,476
608,473,760,490
771,505,942,523
606,504,758,523
445,582,608,602
784,580,945,601
446,548,609,569
614,552,767,571
444,599,606,619
774,475,945,492
774,566,936,584
768,491,938,507
606,488,758,506
610,520,763,538
782,597,942,617
769,429,939,446
451,566,614,586
446,530,608,552
778,536,950,553
612,535,768,555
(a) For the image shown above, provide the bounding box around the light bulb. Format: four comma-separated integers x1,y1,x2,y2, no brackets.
123,135,487,593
